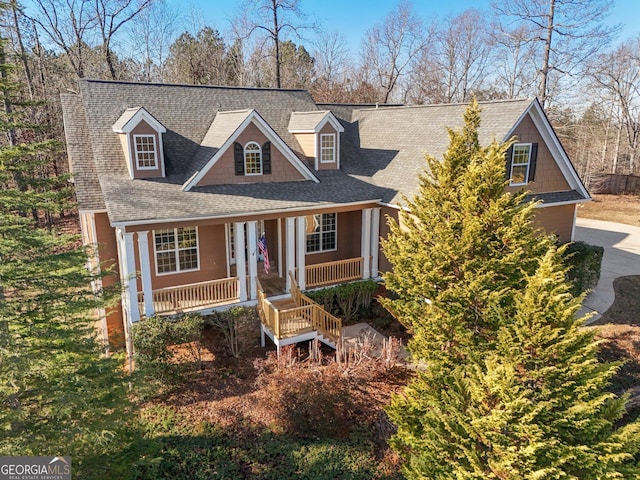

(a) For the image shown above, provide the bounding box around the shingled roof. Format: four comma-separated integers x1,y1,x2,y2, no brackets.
339,99,533,205
61,80,587,225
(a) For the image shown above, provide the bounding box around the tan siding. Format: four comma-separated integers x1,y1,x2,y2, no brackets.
293,132,315,157
534,204,576,243
129,120,163,179
505,113,570,194
318,123,339,171
94,212,125,347
263,219,279,270
305,210,362,265
197,121,306,185
140,224,229,290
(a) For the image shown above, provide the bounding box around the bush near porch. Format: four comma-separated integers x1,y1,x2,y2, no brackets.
303,280,378,322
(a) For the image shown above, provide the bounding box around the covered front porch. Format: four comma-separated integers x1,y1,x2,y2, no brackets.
119,206,381,323
136,256,367,316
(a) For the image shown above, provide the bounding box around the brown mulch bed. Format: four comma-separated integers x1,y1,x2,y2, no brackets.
147,326,411,460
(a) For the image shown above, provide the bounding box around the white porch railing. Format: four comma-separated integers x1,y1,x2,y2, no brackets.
138,277,239,316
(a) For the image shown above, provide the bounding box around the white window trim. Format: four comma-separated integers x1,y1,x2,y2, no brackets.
305,213,338,254
320,133,336,164
244,141,263,176
509,142,532,186
153,226,201,276
133,134,159,170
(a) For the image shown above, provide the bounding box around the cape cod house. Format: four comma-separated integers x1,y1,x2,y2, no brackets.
61,80,589,352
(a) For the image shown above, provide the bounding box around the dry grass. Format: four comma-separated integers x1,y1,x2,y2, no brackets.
578,194,640,226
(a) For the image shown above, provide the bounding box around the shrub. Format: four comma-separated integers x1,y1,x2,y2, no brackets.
304,280,378,322
132,314,204,386
204,306,259,358
563,241,604,296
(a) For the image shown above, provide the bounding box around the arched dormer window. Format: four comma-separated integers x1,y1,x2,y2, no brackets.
244,142,262,175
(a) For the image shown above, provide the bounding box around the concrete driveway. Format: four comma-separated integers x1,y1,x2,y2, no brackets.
574,218,640,323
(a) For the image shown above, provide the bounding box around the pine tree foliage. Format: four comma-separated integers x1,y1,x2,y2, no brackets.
384,101,640,478
0,37,132,474
382,100,554,365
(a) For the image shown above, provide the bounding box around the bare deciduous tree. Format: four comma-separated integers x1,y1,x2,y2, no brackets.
360,1,428,103
492,0,619,106
238,0,314,88
434,8,490,103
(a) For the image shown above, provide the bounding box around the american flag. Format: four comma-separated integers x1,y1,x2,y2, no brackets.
258,233,270,274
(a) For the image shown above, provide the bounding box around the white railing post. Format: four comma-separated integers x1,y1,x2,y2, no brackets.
247,220,258,300
296,216,306,290
361,208,372,279
286,217,296,291
234,222,247,302
371,208,381,278
137,231,155,317
123,232,140,323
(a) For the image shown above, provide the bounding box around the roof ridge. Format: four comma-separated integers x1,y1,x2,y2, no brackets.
357,98,533,112
81,78,309,93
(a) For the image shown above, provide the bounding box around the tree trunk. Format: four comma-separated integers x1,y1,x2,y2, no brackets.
10,0,34,100
539,0,555,106
272,0,281,88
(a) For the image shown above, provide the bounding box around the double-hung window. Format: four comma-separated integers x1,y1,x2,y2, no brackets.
306,213,336,253
154,227,199,274
509,143,532,186
244,142,262,175
320,134,335,163
134,134,158,169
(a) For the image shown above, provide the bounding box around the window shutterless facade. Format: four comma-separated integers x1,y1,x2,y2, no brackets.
306,213,336,253
134,134,158,169
154,227,199,274
244,142,262,175
320,133,336,163
509,143,531,185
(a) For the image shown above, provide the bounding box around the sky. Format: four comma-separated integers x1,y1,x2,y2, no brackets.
180,0,640,55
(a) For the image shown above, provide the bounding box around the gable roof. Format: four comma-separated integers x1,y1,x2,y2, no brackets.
111,106,166,133
288,110,344,133
183,109,319,190
337,98,588,205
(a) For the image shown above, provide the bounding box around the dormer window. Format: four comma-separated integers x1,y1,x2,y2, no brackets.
112,107,166,179
244,142,262,175
320,134,335,163
134,135,158,169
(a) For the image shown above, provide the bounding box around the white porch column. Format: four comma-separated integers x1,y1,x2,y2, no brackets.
234,222,247,302
277,218,283,277
361,208,372,279
370,207,381,278
285,217,296,290
137,231,155,317
124,232,140,323
296,215,306,290
247,220,258,300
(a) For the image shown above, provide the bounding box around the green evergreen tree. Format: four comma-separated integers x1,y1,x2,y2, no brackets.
0,37,132,476
383,101,640,478
382,100,553,366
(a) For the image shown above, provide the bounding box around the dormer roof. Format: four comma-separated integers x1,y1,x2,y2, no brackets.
111,106,166,133
288,110,344,133
182,108,319,191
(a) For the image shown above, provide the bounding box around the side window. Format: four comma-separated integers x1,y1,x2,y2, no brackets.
134,134,157,169
244,142,262,175
509,143,531,185
305,213,337,253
